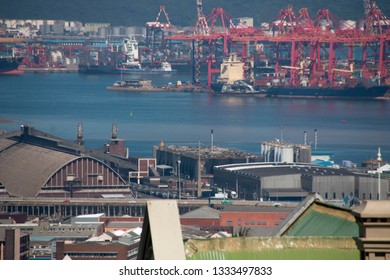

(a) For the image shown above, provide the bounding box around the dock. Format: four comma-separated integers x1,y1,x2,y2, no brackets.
21,67,78,73
106,79,212,93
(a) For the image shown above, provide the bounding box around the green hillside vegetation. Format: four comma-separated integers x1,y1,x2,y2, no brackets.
1,0,389,27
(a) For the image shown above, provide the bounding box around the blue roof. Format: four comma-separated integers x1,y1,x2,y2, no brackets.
311,160,334,167
311,150,334,156
30,236,56,242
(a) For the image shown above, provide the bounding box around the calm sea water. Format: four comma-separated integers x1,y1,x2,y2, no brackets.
1,72,389,165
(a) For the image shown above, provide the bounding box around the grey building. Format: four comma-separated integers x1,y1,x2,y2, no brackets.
153,142,260,180
214,162,389,202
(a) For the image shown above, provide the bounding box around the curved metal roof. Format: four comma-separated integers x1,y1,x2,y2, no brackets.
0,139,78,197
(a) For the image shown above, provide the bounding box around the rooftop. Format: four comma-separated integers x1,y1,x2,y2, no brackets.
155,144,258,160
215,162,354,178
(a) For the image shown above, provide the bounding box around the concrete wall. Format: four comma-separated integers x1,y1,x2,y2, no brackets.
312,176,355,200
357,176,389,200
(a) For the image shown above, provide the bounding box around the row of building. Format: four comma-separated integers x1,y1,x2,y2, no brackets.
2,195,390,260
0,19,147,38
0,124,389,202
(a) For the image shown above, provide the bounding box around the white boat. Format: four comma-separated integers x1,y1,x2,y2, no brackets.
117,61,177,74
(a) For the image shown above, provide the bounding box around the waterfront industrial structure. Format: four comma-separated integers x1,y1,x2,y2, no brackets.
153,140,261,181
213,162,389,201
261,140,311,163
1,1,388,94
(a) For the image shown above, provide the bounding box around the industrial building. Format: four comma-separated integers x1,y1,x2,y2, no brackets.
0,125,131,198
153,141,260,180
261,140,311,163
213,162,389,201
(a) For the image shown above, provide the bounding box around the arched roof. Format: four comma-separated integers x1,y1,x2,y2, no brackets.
0,139,79,197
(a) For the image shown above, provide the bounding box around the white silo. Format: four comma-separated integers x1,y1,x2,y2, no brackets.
281,146,294,163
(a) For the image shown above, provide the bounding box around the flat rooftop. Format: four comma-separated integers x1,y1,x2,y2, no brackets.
156,145,258,160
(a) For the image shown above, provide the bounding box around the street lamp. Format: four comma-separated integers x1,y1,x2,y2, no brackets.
177,160,181,200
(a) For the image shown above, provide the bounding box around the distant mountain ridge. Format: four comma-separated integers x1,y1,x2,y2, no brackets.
1,0,389,27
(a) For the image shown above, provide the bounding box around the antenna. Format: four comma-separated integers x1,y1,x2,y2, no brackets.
280,126,284,143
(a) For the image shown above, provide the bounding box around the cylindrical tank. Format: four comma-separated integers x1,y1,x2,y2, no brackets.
98,27,108,38
112,26,122,36
281,146,294,163
125,27,137,37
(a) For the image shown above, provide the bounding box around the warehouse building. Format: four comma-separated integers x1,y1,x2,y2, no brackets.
153,141,260,180
0,125,130,198
213,162,389,201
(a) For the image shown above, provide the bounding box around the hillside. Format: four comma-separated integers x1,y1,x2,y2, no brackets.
1,0,389,27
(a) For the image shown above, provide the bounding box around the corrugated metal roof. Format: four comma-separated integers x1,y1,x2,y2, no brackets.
283,203,359,237
285,210,359,237
0,141,78,197
216,162,354,178
181,206,220,219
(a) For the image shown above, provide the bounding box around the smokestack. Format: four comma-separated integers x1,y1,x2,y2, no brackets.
314,129,318,150
303,131,307,146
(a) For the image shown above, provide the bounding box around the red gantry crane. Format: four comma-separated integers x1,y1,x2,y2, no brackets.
166,1,389,91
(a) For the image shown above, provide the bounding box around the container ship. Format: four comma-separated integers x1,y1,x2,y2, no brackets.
210,54,390,99
259,84,390,99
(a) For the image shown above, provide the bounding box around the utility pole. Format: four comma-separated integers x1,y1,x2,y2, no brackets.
197,140,202,198
177,160,181,200
377,147,382,200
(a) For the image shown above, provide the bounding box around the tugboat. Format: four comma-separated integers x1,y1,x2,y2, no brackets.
220,80,260,94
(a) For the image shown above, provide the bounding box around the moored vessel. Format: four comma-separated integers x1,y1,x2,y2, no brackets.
117,61,177,74
0,57,23,75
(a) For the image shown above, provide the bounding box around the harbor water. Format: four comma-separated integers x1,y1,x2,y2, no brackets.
1,72,390,166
